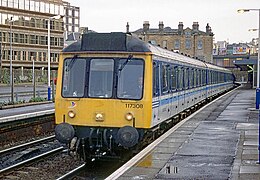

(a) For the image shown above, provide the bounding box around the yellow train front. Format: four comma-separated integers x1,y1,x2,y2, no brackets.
55,33,153,160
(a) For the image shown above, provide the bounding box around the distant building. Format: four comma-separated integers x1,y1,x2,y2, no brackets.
131,21,214,63
213,40,258,86
0,0,79,83
63,1,80,39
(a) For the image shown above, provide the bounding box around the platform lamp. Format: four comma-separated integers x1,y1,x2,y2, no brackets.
238,9,260,164
47,15,63,101
9,17,14,104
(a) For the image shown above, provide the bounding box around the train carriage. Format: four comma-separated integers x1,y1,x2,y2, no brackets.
55,32,235,161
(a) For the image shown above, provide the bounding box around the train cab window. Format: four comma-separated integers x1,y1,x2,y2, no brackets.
117,58,144,100
62,57,86,98
88,58,114,98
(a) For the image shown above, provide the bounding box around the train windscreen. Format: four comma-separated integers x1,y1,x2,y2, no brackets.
117,58,144,100
88,58,114,98
62,57,86,97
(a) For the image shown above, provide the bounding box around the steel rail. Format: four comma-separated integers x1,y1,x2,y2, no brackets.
0,135,55,155
56,163,86,180
0,147,64,174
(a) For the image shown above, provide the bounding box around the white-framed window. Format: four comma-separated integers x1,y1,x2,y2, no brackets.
197,40,203,50
162,40,167,49
174,39,180,49
185,39,191,49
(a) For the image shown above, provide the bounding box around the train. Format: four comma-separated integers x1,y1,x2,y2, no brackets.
54,32,236,161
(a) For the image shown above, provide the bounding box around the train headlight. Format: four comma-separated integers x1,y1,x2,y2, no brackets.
95,113,104,121
125,112,134,121
68,110,76,118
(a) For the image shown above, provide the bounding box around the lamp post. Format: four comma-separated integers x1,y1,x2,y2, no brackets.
47,15,63,101
238,8,260,165
9,17,14,104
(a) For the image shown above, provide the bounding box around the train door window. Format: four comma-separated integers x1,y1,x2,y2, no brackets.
184,68,188,89
170,66,177,91
202,70,205,85
198,69,201,86
208,71,211,84
153,61,159,97
177,67,183,90
62,57,86,97
194,69,197,87
192,69,195,88
88,58,114,98
204,70,207,85
117,58,144,100
162,64,169,94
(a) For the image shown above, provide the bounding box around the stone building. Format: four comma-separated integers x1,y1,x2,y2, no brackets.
131,21,214,63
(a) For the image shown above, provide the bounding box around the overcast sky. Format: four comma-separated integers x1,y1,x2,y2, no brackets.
66,0,259,43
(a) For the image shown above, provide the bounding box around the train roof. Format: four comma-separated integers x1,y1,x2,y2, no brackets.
63,32,231,73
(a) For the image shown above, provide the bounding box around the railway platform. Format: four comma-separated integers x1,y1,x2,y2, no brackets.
0,103,54,123
107,85,260,179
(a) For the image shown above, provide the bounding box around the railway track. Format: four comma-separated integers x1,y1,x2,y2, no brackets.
0,135,62,175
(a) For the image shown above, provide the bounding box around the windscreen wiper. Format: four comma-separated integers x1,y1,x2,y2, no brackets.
68,55,78,69
118,54,133,72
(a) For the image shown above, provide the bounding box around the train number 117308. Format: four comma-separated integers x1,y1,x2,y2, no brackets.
125,103,143,109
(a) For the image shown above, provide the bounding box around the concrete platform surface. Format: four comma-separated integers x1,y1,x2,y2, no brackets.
116,88,260,179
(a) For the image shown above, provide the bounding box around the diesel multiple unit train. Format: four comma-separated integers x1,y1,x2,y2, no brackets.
55,32,235,161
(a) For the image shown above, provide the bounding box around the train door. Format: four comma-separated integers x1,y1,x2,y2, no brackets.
183,67,189,110
160,63,171,122
170,66,178,116
177,66,184,113
152,61,160,126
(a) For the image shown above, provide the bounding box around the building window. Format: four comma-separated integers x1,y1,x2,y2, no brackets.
20,34,24,43
14,0,19,8
25,0,29,10
14,33,18,43
162,40,167,49
185,31,191,38
198,40,203,50
30,0,35,11
185,39,191,49
174,39,180,49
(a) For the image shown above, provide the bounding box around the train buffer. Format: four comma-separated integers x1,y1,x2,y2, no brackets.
107,85,260,180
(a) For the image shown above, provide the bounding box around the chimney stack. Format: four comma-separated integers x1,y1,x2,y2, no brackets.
159,21,164,31
178,22,184,35
126,22,129,33
192,22,199,31
143,21,150,32
206,23,212,34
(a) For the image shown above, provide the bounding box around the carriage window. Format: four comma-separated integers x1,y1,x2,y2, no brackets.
184,68,188,89
171,67,177,91
189,69,194,88
117,58,144,100
177,67,183,90
62,57,86,97
194,69,197,87
88,58,114,98
162,64,169,93
153,62,159,97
